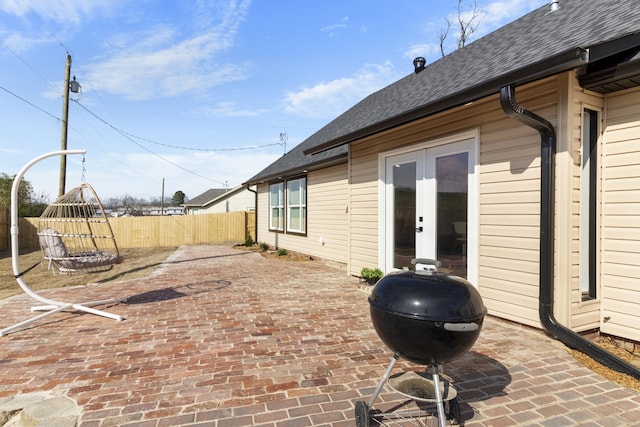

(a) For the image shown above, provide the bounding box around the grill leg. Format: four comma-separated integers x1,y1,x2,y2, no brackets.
367,353,399,407
431,364,447,427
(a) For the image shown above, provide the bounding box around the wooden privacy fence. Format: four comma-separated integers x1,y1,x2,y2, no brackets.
0,207,8,251
12,211,255,250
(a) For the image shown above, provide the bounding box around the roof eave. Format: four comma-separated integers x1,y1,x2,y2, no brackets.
243,152,348,186
304,47,588,155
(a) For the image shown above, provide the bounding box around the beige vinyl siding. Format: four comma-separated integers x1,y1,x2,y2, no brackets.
600,86,640,341
347,76,560,328
479,79,558,328
349,144,381,275
568,81,604,331
479,110,544,326
256,184,270,243
255,164,349,264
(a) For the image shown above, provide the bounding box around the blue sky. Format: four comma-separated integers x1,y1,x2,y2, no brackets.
1,0,548,202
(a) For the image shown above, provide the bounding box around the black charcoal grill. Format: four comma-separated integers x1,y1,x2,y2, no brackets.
355,259,486,427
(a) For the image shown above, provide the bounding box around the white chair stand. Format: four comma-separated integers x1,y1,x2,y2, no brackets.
1,150,126,337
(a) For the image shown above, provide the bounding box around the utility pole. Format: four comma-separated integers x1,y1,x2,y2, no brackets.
161,178,165,216
59,53,72,197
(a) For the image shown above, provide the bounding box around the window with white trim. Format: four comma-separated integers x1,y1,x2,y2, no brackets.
287,177,306,234
581,108,599,301
269,182,284,231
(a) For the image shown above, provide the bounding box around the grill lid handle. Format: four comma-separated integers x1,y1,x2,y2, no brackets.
443,322,480,332
411,258,441,267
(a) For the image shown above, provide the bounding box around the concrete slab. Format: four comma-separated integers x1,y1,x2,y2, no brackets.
0,393,79,427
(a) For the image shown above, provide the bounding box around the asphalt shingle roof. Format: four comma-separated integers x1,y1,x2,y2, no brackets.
246,0,640,185
183,188,229,207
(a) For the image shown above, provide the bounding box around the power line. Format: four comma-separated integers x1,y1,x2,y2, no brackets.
117,128,282,152
21,0,73,55
71,99,227,186
0,84,61,122
0,40,58,91
0,81,264,188
71,102,281,152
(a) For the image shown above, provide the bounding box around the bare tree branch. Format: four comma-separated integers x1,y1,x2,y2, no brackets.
457,0,481,49
439,0,482,56
440,18,452,57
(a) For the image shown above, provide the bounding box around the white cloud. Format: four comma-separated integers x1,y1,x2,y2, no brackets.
81,0,252,100
480,0,548,29
283,61,399,119
196,102,264,118
404,43,443,63
321,16,350,37
0,0,116,25
0,30,48,53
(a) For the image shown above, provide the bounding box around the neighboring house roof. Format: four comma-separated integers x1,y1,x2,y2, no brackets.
245,0,640,185
183,186,242,208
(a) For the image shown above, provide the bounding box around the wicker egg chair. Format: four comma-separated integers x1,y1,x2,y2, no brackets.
38,183,122,274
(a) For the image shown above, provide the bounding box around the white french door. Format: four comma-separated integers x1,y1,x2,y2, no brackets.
382,136,477,282
384,151,425,271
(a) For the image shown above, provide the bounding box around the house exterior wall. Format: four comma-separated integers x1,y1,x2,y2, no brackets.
252,72,640,342
255,163,349,264
348,77,562,328
599,85,640,342
566,76,604,331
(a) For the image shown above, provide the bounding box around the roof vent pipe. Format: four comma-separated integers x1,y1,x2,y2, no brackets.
499,84,640,381
550,0,559,12
413,57,426,73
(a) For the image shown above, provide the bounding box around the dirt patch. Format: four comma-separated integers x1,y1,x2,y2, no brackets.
0,246,179,300
233,244,314,261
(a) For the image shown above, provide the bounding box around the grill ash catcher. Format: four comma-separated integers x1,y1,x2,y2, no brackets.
355,259,487,426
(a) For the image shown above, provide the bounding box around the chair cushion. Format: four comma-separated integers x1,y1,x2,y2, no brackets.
39,229,68,259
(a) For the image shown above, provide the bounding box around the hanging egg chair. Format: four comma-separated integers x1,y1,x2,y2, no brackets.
38,182,122,274
1,150,125,337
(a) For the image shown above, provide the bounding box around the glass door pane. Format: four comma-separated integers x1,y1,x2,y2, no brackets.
435,152,468,278
393,162,416,269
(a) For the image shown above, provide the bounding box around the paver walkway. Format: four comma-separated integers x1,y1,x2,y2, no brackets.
0,245,638,426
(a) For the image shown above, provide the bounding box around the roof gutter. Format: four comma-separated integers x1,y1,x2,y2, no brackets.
305,47,588,156
499,84,640,381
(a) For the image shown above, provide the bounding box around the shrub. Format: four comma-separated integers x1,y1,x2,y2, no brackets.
244,233,253,247
361,267,384,285
259,242,270,252
277,248,289,256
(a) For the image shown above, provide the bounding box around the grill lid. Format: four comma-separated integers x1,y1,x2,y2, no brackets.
368,269,486,323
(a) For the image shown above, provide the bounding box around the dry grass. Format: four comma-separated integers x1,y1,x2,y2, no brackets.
0,246,178,300
567,338,640,392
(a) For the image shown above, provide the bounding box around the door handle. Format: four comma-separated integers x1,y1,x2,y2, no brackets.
415,226,423,232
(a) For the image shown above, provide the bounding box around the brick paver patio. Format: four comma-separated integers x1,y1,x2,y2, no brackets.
1,245,639,426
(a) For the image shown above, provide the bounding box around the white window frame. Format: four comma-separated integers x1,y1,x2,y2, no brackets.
580,107,600,301
286,177,307,234
269,182,284,231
